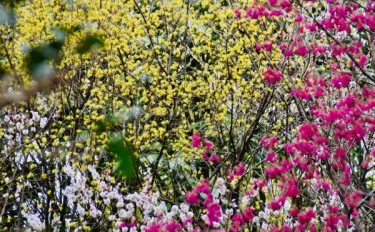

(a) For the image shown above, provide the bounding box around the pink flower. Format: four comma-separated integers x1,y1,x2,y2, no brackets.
204,139,214,149
359,55,367,67
265,166,280,179
291,89,311,101
232,213,246,226
235,163,246,176
284,178,300,198
298,123,318,140
228,170,234,182
202,152,209,160
295,15,303,23
255,44,262,52
331,73,351,89
280,0,292,11
342,165,351,186
119,222,126,228
263,41,273,51
194,180,211,195
260,136,279,149
264,68,282,85
186,192,200,205
166,222,183,232
145,224,161,232
243,207,254,221
270,10,283,17
298,209,316,224
209,154,221,163
191,132,202,148
206,202,222,226
290,206,299,217
344,191,362,208
283,49,293,57
265,151,278,163
295,45,309,56
269,196,285,210
281,159,293,172
268,0,277,6
284,144,295,154
234,9,241,19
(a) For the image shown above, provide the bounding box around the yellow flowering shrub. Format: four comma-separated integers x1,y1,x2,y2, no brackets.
0,0,305,230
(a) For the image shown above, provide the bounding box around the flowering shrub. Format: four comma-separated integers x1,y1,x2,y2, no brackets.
1,0,375,231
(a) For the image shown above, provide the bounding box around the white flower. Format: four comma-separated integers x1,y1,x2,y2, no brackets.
108,215,116,221
284,199,291,211
117,201,124,208
77,204,85,216
126,203,135,212
40,117,48,128
241,195,251,205
171,205,179,214
201,214,209,225
273,210,279,217
4,115,10,122
104,198,111,205
31,111,40,122
180,203,189,213
16,122,23,131
118,209,130,219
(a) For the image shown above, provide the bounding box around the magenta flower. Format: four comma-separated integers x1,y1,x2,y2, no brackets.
145,224,161,232
297,209,316,224
295,45,309,56
283,49,293,57
263,41,273,51
280,0,292,11
260,136,279,150
166,222,183,232
284,178,300,198
243,207,254,221
206,202,222,226
290,206,299,217
270,10,283,17
295,15,303,23
186,192,200,205
255,43,262,52
265,151,278,163
119,222,126,228
269,196,286,210
191,132,202,148
209,154,221,163
234,9,241,19
331,73,351,89
344,191,363,208
204,139,214,149
265,166,281,179
202,152,209,160
264,68,282,85
234,163,246,176
268,0,277,6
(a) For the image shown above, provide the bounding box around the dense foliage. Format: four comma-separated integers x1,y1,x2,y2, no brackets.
0,0,375,231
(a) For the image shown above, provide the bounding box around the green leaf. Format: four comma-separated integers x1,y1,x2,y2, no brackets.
108,136,136,179
76,35,104,54
26,29,66,80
